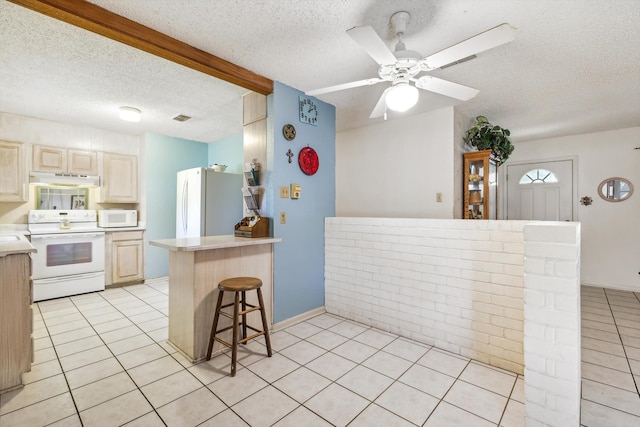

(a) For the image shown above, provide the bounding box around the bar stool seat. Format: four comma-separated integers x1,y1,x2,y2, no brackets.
206,277,272,376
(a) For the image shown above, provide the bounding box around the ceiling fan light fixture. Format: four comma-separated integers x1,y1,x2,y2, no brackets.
385,83,418,112
119,106,141,122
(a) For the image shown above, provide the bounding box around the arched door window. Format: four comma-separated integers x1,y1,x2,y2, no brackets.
518,169,558,184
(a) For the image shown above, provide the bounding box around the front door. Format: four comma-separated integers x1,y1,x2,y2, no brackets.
506,160,574,221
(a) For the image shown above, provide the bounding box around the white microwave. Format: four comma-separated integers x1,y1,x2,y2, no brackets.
98,210,137,228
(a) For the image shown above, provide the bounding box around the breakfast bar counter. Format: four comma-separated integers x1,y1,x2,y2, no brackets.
150,235,281,362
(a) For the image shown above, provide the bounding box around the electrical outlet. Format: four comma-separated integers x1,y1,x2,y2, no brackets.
280,212,286,224
280,186,289,198
436,193,443,203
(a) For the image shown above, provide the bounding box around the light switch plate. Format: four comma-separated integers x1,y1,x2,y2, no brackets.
436,193,443,203
280,212,286,224
280,186,289,198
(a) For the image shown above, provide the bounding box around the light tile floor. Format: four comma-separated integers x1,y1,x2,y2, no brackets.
580,286,640,427
0,282,637,426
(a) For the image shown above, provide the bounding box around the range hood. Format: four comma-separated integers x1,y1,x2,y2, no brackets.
29,172,100,187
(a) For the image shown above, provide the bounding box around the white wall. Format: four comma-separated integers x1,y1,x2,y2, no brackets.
505,127,640,291
336,107,457,218
524,222,582,427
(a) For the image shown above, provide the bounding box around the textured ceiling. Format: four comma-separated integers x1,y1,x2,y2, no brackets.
1,0,639,144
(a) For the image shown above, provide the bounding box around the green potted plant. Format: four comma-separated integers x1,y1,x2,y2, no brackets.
463,116,514,166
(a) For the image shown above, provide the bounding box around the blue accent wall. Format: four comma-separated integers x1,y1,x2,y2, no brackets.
146,133,245,278
144,133,208,278
270,81,336,322
208,133,244,174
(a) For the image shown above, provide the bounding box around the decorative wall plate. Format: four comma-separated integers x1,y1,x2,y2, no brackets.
282,123,296,141
298,146,319,175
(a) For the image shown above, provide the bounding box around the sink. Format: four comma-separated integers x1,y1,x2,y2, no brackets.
0,235,20,242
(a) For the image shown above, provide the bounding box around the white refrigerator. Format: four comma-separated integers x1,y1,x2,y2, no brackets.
176,167,242,238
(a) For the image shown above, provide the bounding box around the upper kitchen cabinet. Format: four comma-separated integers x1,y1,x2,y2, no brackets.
0,140,26,202
68,149,98,175
33,144,98,175
101,152,138,203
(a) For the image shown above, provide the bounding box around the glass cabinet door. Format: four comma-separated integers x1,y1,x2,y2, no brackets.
464,150,497,219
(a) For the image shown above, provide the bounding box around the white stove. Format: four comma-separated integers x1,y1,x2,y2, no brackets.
28,209,101,234
28,210,105,301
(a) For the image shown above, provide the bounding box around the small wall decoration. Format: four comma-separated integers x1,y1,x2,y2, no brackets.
580,196,593,206
298,146,319,175
286,149,294,163
282,123,296,141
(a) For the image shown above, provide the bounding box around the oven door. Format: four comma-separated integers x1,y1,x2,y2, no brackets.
30,232,105,280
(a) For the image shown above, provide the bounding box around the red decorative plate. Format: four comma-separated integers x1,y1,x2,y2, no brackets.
298,146,319,175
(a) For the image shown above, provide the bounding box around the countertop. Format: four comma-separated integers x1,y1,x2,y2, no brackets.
150,235,281,252
100,226,146,232
0,233,36,257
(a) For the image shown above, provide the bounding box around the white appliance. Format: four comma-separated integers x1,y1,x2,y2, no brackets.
28,210,105,302
98,210,137,228
176,167,242,238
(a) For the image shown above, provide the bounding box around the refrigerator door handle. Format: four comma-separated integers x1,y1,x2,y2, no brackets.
182,180,188,235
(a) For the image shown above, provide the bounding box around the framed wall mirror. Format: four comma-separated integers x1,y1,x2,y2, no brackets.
597,177,633,202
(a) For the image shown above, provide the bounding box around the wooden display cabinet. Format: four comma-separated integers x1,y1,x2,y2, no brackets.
463,149,497,219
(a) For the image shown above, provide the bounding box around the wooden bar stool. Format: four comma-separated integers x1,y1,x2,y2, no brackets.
206,277,272,376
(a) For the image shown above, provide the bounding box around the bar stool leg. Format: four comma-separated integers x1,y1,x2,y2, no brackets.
241,290,248,342
206,291,225,361
256,288,272,357
231,291,240,376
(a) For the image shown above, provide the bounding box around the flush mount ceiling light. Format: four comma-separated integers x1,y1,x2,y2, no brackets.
119,106,141,122
385,82,419,112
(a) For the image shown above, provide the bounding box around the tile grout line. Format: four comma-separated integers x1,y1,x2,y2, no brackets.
603,289,640,396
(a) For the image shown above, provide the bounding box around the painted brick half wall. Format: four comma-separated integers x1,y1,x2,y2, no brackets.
325,217,527,374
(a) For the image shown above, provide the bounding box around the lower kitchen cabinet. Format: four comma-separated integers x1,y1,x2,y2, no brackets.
0,253,33,393
105,230,145,286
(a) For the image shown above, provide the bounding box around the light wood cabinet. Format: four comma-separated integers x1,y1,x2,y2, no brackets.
0,140,26,202
32,145,66,173
68,149,98,175
0,253,32,393
106,230,144,286
101,153,138,203
463,149,497,219
32,145,98,175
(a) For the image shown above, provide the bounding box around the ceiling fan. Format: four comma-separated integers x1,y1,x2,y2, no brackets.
306,11,516,118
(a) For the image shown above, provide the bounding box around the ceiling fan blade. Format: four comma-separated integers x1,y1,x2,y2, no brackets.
369,87,391,118
414,76,479,101
347,26,398,66
306,77,384,96
422,23,516,70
